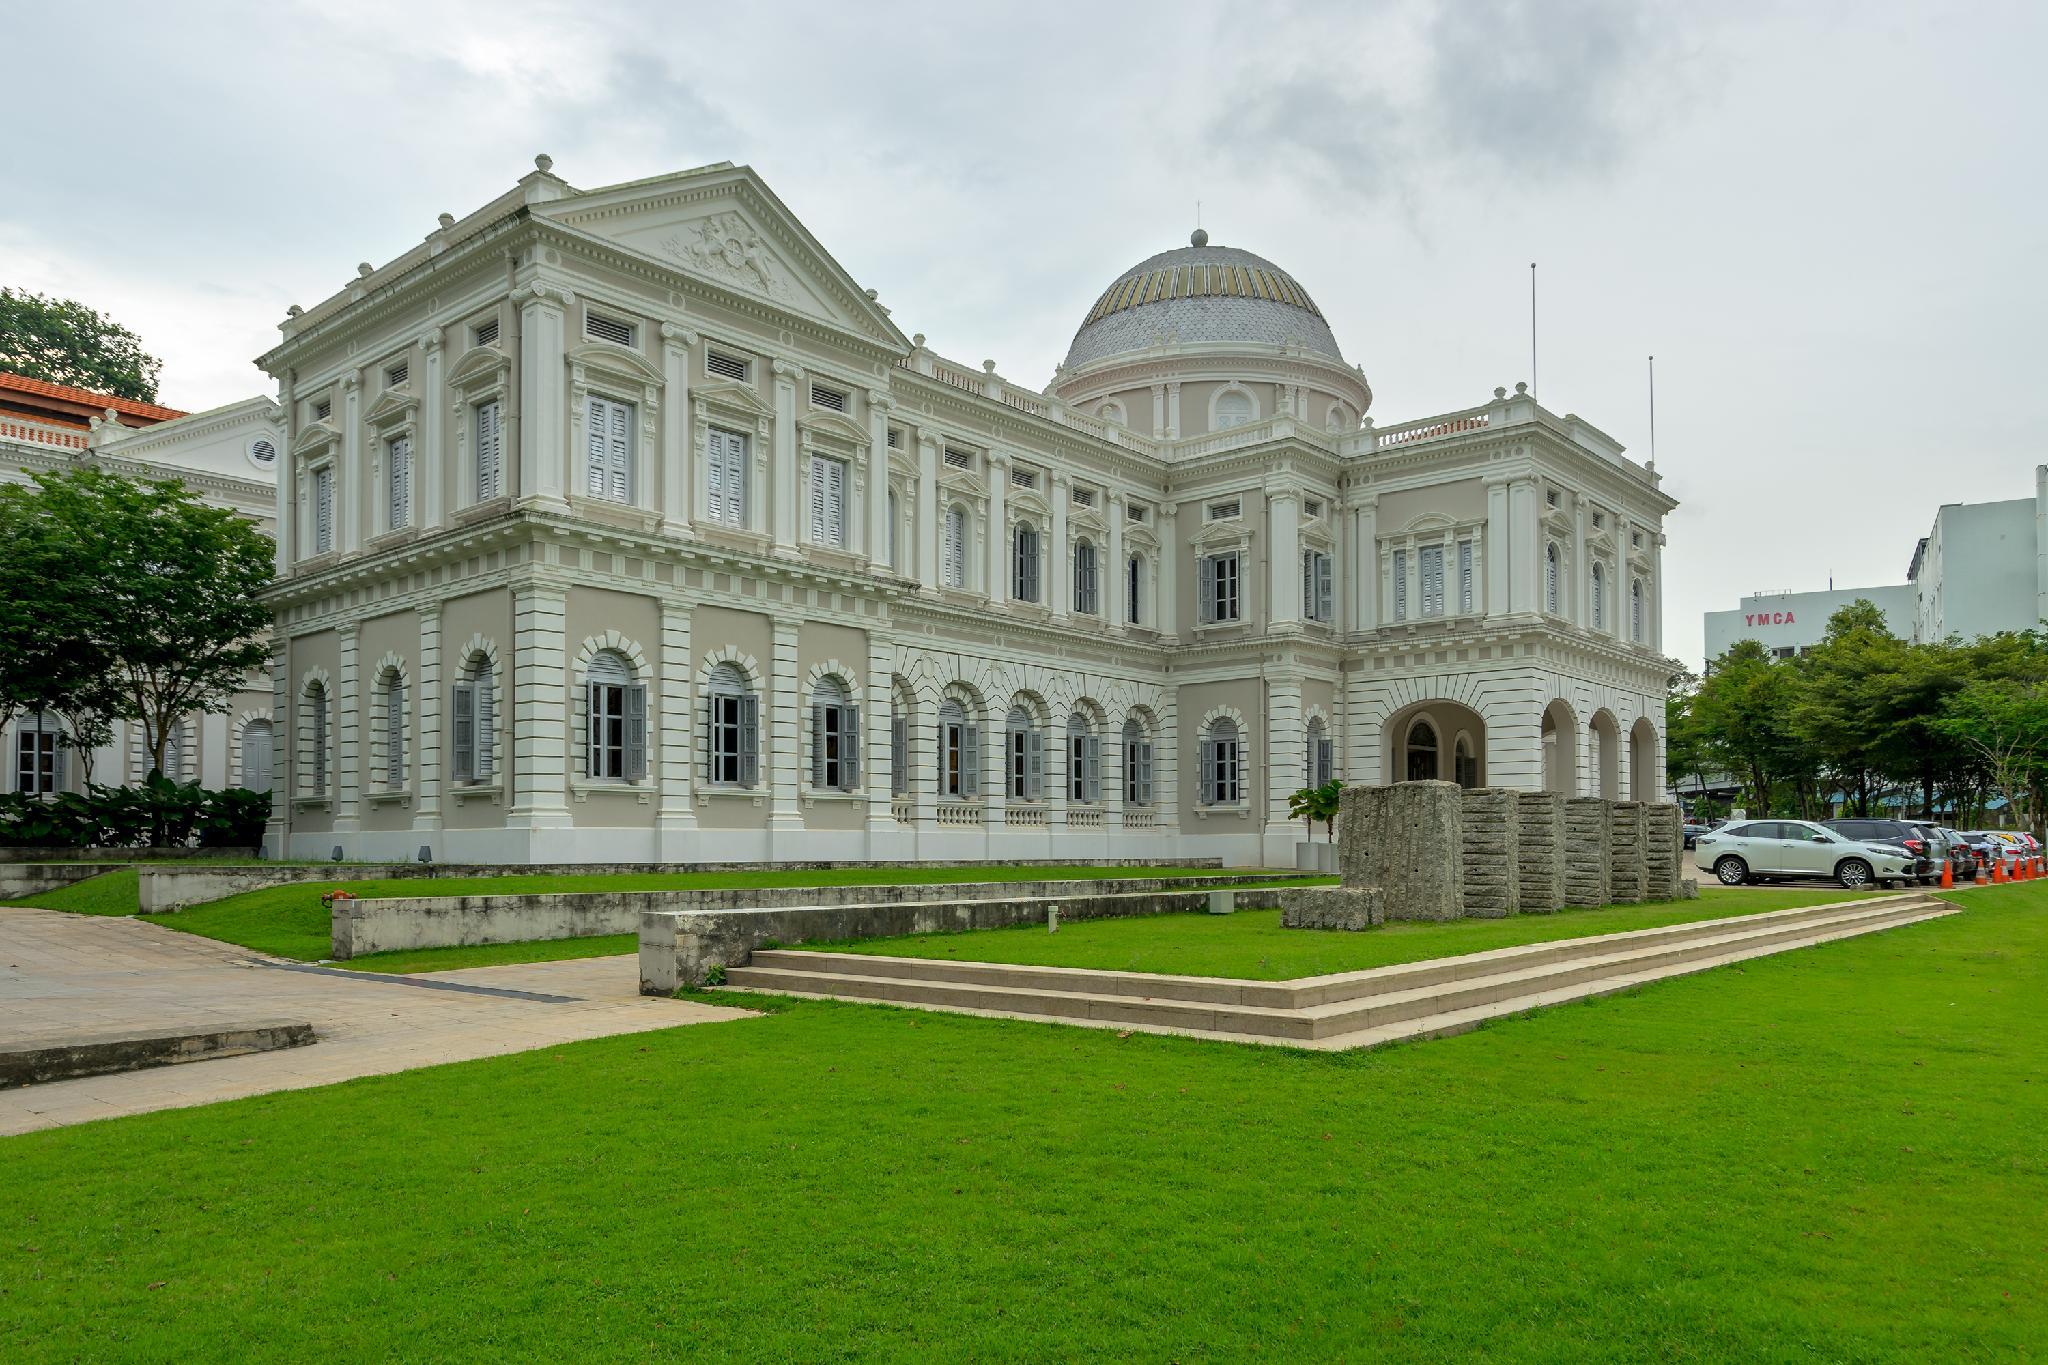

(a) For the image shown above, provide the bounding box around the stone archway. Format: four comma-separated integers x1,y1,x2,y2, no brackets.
1629,716,1660,802
1590,709,1621,801
1541,700,1579,795
1384,699,1486,788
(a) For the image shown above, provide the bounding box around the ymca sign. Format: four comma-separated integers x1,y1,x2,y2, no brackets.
1744,610,1796,626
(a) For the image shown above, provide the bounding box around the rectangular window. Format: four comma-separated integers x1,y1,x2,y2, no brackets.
1125,738,1153,805
809,383,847,412
886,427,902,450
890,713,908,796
585,395,635,503
387,436,412,530
1070,732,1101,803
942,718,980,797
384,682,406,788
1126,554,1142,625
1201,736,1241,804
1458,539,1474,614
1199,552,1241,623
313,397,332,422
1010,466,1039,490
1303,498,1323,519
706,350,750,382
385,360,409,388
1303,550,1333,622
708,691,760,785
1207,499,1241,521
473,319,499,348
1008,727,1045,800
1074,543,1099,614
809,454,848,547
1314,736,1335,787
1070,486,1096,509
1392,548,1407,621
811,702,860,791
943,507,967,588
587,681,647,781
943,446,974,471
1546,488,1560,508
15,720,60,796
705,428,748,527
1591,511,1605,530
1420,545,1445,618
474,399,503,502
451,675,494,782
1012,526,1041,603
1126,502,1148,522
585,312,636,347
311,466,334,555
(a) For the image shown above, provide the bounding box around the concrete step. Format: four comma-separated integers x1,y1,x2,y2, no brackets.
726,894,1955,1049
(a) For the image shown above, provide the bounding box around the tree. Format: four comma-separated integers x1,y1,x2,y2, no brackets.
1288,780,1344,841
0,479,118,732
0,288,163,402
1793,600,1908,817
27,468,273,777
1693,640,1809,815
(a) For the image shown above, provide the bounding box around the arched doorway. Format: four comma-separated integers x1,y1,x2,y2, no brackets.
1385,700,1486,787
1590,709,1620,800
1630,717,1659,802
1541,700,1579,795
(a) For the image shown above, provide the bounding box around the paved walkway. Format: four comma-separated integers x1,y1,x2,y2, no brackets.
0,907,750,1136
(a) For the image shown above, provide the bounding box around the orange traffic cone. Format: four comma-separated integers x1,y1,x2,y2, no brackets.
1941,858,1954,889
1975,857,1988,886
1992,857,2005,884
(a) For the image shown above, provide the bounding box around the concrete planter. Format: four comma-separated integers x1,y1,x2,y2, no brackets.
1293,841,1338,873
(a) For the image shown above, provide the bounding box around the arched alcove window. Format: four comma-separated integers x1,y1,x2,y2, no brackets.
1007,706,1044,799
585,650,645,782
1405,719,1439,781
1201,717,1242,805
239,719,274,794
938,699,979,798
1122,717,1153,806
706,662,758,787
451,654,496,783
810,676,859,792
1067,713,1100,803
1012,522,1041,603
1215,390,1254,429
1073,540,1100,615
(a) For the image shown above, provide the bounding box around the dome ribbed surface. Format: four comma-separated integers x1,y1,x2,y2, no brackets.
1063,243,1343,370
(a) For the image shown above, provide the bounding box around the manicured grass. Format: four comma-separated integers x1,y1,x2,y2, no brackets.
2,868,140,916
3,884,2042,1359
339,933,637,975
808,886,1884,979
145,865,1322,963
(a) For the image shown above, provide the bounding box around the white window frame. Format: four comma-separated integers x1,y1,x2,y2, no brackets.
1006,708,1045,801
1198,551,1242,624
705,427,750,529
808,452,849,549
1074,539,1100,615
705,665,759,788
14,712,63,796
584,393,636,504
1201,722,1242,806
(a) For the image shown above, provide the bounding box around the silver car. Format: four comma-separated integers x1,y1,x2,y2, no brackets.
1694,818,1916,890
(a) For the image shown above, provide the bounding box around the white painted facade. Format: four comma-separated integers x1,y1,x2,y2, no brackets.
259,158,1678,866
2,393,283,795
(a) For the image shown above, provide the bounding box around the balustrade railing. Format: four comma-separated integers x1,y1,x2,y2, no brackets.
1122,807,1156,829
890,796,916,824
1005,804,1047,828
1066,806,1103,829
0,417,89,451
935,801,983,827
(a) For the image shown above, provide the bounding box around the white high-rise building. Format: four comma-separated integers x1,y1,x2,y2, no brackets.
258,158,1678,865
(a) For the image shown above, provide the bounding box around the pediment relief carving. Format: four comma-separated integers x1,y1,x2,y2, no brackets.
1189,517,1251,549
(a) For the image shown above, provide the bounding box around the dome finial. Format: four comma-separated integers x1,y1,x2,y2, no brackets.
1190,227,1209,248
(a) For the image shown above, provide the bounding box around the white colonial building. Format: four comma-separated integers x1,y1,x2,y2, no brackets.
2,373,282,796
259,157,1677,865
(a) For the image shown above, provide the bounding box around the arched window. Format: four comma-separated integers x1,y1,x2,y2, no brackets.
1007,706,1044,800
239,719,274,794
1073,540,1099,615
943,504,968,589
1122,718,1154,806
1305,717,1333,787
451,654,496,783
1405,719,1439,781
585,650,646,782
1012,522,1041,603
706,662,759,787
890,698,909,797
14,712,63,795
1454,734,1479,789
1591,562,1606,631
1067,713,1100,803
1544,544,1561,615
299,681,330,796
1214,390,1254,430
1631,579,1645,643
379,667,408,789
1201,718,1242,805
938,699,979,798
810,676,859,792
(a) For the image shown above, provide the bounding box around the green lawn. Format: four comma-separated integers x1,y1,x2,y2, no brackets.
339,933,638,975
139,865,1322,963
2,868,140,916
2,883,2041,1360
806,886,1882,979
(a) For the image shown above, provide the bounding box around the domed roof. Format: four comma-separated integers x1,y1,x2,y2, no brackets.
1062,234,1344,372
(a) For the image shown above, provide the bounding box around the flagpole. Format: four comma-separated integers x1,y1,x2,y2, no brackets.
1529,262,1538,400
1647,354,1657,470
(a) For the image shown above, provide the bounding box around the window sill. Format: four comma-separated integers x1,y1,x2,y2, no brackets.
366,527,421,553
1191,618,1249,635
800,788,863,806
1195,803,1251,820
291,794,333,812
450,497,512,528
696,786,765,807
450,781,502,805
567,497,660,534
572,779,651,804
365,789,412,808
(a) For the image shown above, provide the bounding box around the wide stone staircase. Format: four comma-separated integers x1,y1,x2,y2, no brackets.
724,893,1956,1050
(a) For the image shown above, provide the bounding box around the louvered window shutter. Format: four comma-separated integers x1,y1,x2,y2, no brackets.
1084,735,1100,800
587,397,609,499
314,468,333,554
450,683,473,781
389,438,411,529
1459,540,1474,613
610,400,631,502
1198,555,1216,623
828,459,845,545
312,706,327,792
1317,554,1333,620
705,431,725,525
726,434,748,525
387,682,405,785
701,695,715,784
1025,729,1044,799
841,706,860,788
811,703,827,786
586,680,603,778
945,511,965,586
1393,549,1407,620
1139,741,1154,804
476,675,495,779
1200,740,1217,803
809,459,828,543
963,725,980,795
891,713,907,794
739,694,759,786
625,684,647,781
476,401,502,501
52,736,67,792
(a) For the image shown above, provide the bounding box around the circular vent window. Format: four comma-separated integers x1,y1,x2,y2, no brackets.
248,437,278,467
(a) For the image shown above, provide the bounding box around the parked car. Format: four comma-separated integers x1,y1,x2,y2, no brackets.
1682,821,1715,849
1967,830,2032,867
1823,819,1938,884
1936,828,1981,880
1693,819,1918,889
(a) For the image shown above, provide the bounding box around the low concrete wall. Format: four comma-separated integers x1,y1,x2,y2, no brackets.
332,872,1305,960
640,887,1291,993
141,855,1229,914
0,846,257,864
0,864,116,900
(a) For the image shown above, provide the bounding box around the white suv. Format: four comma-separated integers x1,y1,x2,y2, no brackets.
1694,819,1916,890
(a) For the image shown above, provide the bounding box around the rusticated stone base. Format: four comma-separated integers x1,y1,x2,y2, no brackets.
1277,887,1387,932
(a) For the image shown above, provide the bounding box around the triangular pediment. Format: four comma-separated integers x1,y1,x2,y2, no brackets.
364,387,418,425
292,420,339,456
537,165,908,350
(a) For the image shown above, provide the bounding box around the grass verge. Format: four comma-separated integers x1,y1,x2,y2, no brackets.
1,869,141,916
804,885,1883,979
0,883,2039,1359
338,933,638,975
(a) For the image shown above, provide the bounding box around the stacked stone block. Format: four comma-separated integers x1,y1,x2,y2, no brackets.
1460,787,1520,918
1513,791,1566,914
1346,781,1466,921
1563,797,1611,907
1643,803,1684,902
1605,801,1648,904
1279,887,1386,930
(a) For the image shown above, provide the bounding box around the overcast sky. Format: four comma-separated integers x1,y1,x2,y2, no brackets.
5,0,2042,670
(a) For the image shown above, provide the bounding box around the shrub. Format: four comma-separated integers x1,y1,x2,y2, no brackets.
0,780,272,849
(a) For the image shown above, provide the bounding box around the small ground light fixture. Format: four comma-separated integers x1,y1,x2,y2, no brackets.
417,845,433,863
331,845,344,862
1047,905,1060,933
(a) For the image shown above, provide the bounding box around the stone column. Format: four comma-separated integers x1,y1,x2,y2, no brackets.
1106,491,1126,633
767,619,803,834
1606,800,1648,903
1485,479,1508,617
917,432,940,592
1050,470,1071,618
1513,790,1565,912
658,602,696,847
1403,535,1421,621
1269,487,1302,627
508,582,572,838
1571,498,1588,625
1151,383,1165,438
340,374,362,552
274,375,296,573
1353,498,1377,631
986,452,1009,604
866,392,892,572
335,622,361,839
1563,798,1610,907
770,361,802,554
1165,381,1182,439
1157,502,1179,638
1460,787,1520,918
516,285,570,507
419,333,445,529
263,629,289,857
1651,533,1666,652
660,323,697,534
1265,678,1304,849
1509,478,1539,614
413,605,444,839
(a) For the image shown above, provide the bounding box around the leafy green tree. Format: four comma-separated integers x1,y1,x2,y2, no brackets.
1288,780,1343,841
0,479,118,732
1693,640,1810,815
0,288,162,402
26,468,273,777
1793,601,1907,816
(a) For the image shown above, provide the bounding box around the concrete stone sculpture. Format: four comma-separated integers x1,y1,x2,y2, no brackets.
1562,798,1612,908
1460,788,1521,918
1513,791,1566,915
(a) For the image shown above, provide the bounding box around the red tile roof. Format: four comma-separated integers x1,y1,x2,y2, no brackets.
0,370,187,427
